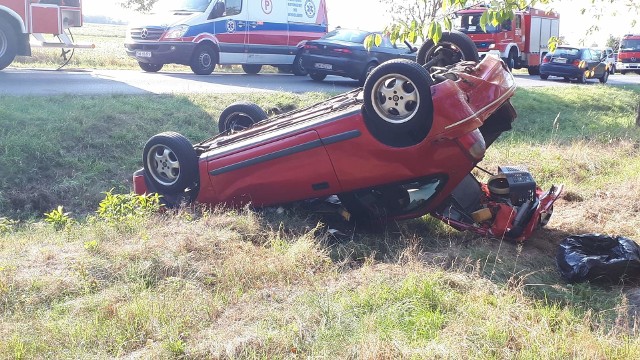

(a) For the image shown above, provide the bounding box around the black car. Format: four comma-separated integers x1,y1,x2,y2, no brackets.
539,46,609,84
300,28,417,85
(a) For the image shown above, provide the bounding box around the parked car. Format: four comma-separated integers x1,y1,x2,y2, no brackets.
300,28,417,85
592,47,616,74
540,46,609,83
133,35,561,242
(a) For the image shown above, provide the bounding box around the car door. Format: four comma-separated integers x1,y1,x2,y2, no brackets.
205,131,341,207
210,0,249,64
588,49,607,77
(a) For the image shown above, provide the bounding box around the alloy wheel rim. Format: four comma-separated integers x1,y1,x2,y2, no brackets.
147,144,180,186
370,73,419,124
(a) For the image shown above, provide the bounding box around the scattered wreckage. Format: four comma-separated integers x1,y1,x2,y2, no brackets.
133,31,562,242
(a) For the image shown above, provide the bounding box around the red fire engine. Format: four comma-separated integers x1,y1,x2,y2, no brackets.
617,34,640,75
455,5,559,75
0,0,93,70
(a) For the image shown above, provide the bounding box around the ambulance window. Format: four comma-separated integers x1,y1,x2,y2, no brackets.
515,15,521,29
225,0,242,16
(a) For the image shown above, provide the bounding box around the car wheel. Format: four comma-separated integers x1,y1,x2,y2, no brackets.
218,101,269,134
540,74,549,80
503,49,516,71
143,132,199,195
292,51,308,76
0,21,18,70
138,62,163,73
620,70,628,75
309,72,327,81
416,30,479,69
190,45,217,75
242,64,262,74
527,66,540,75
359,62,378,86
599,70,609,84
363,59,433,148
578,72,587,84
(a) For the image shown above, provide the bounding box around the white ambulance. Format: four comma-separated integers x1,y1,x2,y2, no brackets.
125,0,328,75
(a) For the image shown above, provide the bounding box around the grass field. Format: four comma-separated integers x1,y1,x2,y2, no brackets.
2,84,640,358
5,26,640,357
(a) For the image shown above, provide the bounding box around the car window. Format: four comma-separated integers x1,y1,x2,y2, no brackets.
580,49,593,60
379,35,394,48
322,29,370,43
552,48,580,58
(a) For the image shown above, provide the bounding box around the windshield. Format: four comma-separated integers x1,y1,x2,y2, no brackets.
456,14,500,34
551,48,581,58
620,39,640,52
322,29,371,43
153,0,212,12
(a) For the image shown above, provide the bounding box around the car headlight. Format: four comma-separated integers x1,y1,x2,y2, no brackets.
164,25,189,40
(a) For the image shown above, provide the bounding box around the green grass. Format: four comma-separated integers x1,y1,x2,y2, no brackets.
1,85,640,358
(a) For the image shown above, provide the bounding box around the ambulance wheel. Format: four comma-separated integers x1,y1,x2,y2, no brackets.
143,132,199,195
363,59,433,148
416,30,479,69
138,62,163,73
190,45,217,75
0,21,18,70
242,64,262,74
292,52,308,76
218,101,268,134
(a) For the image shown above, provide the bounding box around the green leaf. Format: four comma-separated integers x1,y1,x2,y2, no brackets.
444,16,452,31
374,34,382,47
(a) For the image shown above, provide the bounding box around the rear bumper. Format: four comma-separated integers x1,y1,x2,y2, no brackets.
617,62,640,70
301,54,363,79
539,64,584,78
125,42,197,65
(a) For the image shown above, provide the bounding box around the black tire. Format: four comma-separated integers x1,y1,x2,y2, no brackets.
190,45,217,75
0,21,18,71
309,72,326,81
599,70,609,84
359,62,378,86
540,74,549,80
503,49,517,71
363,59,434,148
563,76,570,81
578,72,587,84
621,70,628,75
242,64,262,74
292,51,307,76
138,62,163,73
416,30,479,69
218,101,268,134
527,66,540,75
143,132,199,195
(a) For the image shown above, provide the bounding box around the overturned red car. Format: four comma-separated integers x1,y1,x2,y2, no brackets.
133,34,561,242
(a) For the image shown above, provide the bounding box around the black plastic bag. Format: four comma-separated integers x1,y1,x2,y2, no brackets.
557,234,640,283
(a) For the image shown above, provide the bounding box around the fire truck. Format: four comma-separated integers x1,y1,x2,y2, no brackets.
617,34,640,75
455,5,559,75
0,0,93,70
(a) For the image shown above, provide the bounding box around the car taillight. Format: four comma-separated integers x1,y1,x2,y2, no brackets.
333,48,352,54
572,59,581,67
542,56,550,63
457,129,486,161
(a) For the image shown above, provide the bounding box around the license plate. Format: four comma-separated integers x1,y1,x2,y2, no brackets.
552,58,567,64
136,50,152,58
314,63,332,70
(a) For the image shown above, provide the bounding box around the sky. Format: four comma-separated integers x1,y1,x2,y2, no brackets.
83,0,640,47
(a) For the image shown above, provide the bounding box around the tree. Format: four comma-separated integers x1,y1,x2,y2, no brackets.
120,0,158,13
605,34,620,51
387,0,640,46
379,0,443,43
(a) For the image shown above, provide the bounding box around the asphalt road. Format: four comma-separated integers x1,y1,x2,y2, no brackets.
0,67,639,96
